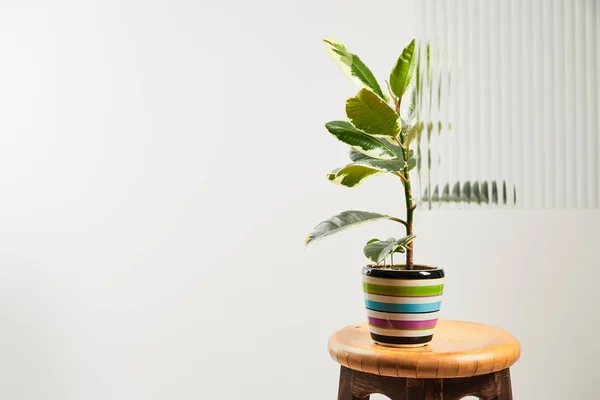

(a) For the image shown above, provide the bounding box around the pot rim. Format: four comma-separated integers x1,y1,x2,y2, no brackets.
362,265,444,279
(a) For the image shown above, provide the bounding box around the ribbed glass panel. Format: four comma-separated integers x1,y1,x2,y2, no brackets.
415,0,600,209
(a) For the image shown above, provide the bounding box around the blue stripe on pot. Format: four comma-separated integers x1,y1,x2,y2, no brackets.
365,300,442,313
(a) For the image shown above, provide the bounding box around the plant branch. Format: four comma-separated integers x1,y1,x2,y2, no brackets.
395,171,407,183
385,80,398,103
388,216,408,228
393,136,404,149
394,94,405,116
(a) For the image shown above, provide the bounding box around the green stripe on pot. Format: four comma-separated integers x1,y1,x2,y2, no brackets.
363,282,444,297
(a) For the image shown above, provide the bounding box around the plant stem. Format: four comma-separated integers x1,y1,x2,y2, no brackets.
402,135,415,270
395,98,415,270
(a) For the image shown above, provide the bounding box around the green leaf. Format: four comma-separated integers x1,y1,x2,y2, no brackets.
322,38,387,100
366,238,405,254
363,235,416,263
350,56,387,101
348,149,372,162
406,149,417,171
348,150,405,172
327,152,406,187
363,238,399,264
399,235,416,246
408,156,417,171
389,39,416,98
305,210,391,246
325,121,401,160
345,89,400,137
326,164,380,187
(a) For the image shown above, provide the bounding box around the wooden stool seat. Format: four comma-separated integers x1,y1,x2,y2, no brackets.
328,320,521,399
329,320,520,379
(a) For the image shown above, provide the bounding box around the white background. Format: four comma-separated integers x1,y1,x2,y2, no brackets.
0,0,598,399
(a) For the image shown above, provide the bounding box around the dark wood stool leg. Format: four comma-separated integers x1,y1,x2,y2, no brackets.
436,369,513,400
423,379,443,399
492,368,513,400
337,366,364,400
406,378,425,398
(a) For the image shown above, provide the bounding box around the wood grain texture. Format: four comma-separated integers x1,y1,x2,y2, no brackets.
328,320,520,379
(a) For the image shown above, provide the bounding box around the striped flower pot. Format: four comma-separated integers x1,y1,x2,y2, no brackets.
362,266,445,347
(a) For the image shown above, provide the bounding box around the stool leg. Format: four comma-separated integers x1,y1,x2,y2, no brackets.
437,369,513,400
422,379,443,400
406,378,426,399
337,366,366,400
492,368,513,400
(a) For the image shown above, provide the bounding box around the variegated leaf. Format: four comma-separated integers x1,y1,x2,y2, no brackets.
346,89,400,137
408,155,417,171
305,210,391,246
348,150,405,172
325,121,401,160
327,164,381,187
363,235,416,263
322,38,387,101
390,39,416,98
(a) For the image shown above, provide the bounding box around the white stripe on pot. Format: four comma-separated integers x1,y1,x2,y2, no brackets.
364,293,443,304
363,276,444,287
366,310,440,321
368,326,437,337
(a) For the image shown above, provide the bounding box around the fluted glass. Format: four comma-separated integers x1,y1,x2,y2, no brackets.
415,0,600,209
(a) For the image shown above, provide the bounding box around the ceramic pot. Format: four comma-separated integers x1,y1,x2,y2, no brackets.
362,265,445,347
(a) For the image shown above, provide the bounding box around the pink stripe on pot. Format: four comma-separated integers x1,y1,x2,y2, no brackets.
368,317,438,330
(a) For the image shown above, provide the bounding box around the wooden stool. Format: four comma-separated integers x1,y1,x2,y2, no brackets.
328,320,520,400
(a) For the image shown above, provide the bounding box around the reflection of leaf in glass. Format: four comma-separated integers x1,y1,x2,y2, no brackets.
462,181,471,203
421,181,516,206
451,182,460,200
492,182,498,205
426,42,432,117
438,62,442,112
442,183,450,201
480,182,489,204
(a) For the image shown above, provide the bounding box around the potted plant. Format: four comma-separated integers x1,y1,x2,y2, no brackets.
305,38,444,347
